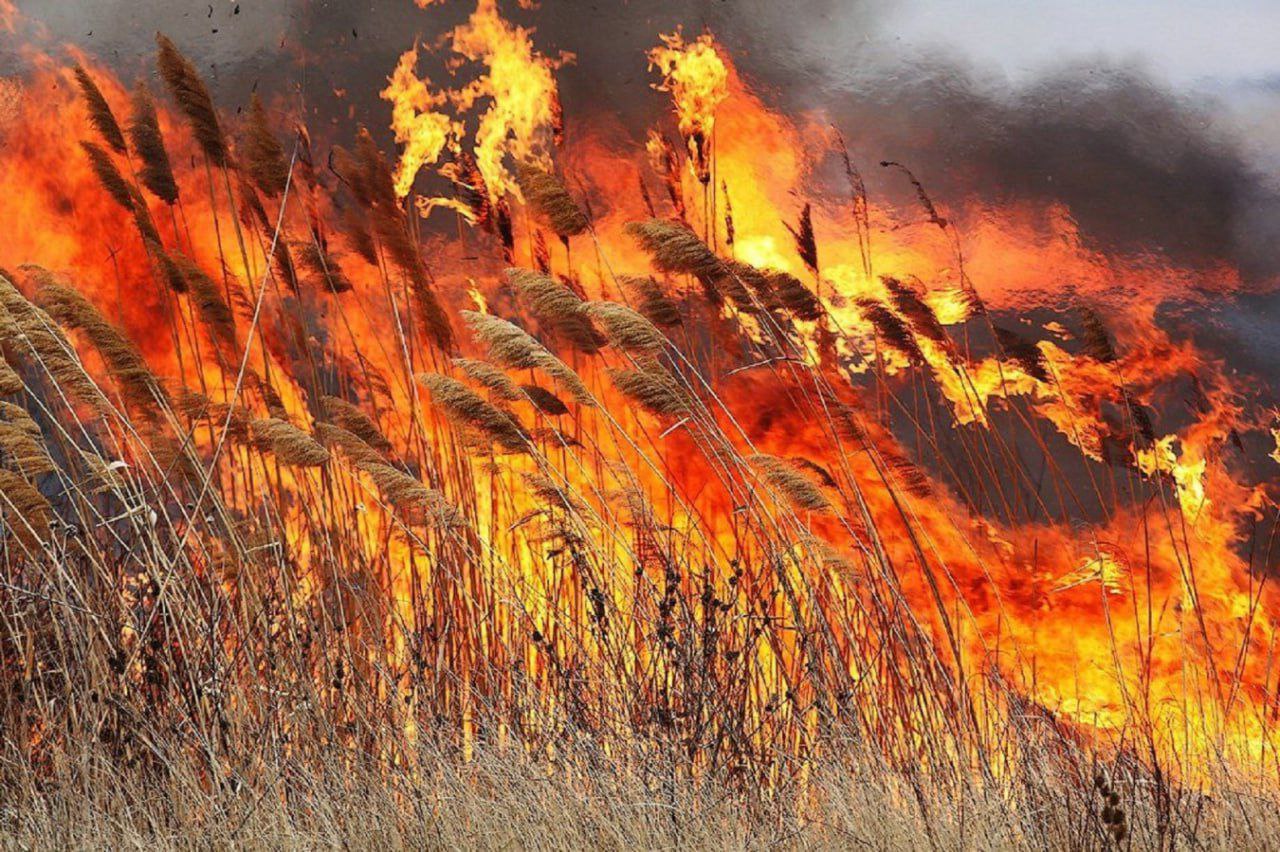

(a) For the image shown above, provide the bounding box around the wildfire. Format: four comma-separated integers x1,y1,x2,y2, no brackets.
380,43,458,199
447,0,571,201
0,0,1275,799
648,30,729,184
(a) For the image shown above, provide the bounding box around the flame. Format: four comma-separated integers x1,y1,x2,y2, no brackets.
380,42,458,199
447,0,571,201
648,30,728,184
0,0,1277,788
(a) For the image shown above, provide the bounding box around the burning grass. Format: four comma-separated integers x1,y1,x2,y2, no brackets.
0,4,1277,848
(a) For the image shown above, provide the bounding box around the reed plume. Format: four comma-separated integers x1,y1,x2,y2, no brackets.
607,361,690,419
992,325,1049,383
80,141,135,211
0,359,22,396
317,422,456,525
126,82,179,205
857,299,925,366
585,300,667,354
785,203,819,275
249,417,331,467
462,310,594,406
314,421,387,467
515,161,588,240
620,275,682,328
173,254,238,356
271,236,300,294
0,468,51,547
33,275,166,411
417,372,528,453
0,273,107,411
146,242,188,293
354,127,399,211
0,420,55,478
769,270,823,321
881,447,932,498
155,33,227,167
452,356,522,402
1080,307,1117,363
883,276,951,351
521,384,569,417
338,206,379,268
320,395,392,453
507,268,605,353
178,390,251,442
626,219,725,281
297,242,354,294
73,64,126,154
524,471,584,513
242,93,289,197
750,454,832,512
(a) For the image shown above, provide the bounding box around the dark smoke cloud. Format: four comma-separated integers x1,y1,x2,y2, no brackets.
9,0,1280,277
808,54,1280,278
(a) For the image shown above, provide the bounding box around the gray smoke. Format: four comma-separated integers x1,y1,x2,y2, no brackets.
9,0,1280,278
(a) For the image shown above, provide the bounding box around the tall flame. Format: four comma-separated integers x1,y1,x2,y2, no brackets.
380,42,457,199
648,30,729,184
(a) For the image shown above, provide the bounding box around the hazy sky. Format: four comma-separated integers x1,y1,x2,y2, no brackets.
887,0,1280,88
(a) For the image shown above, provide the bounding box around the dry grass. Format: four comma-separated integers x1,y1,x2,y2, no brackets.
2,738,1278,850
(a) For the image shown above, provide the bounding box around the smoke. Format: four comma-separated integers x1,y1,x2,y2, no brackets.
807,53,1280,278
9,0,1279,278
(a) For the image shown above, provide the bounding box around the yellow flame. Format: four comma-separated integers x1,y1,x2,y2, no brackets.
449,0,572,201
648,30,728,182
380,43,458,199
1136,435,1209,521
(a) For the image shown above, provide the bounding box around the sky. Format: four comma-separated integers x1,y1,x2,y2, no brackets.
885,0,1280,89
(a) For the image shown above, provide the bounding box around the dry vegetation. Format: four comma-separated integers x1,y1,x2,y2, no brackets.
0,28,1275,852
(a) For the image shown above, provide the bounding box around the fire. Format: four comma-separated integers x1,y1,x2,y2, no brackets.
380,43,458,199
648,30,729,184
0,0,1276,796
446,0,571,201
